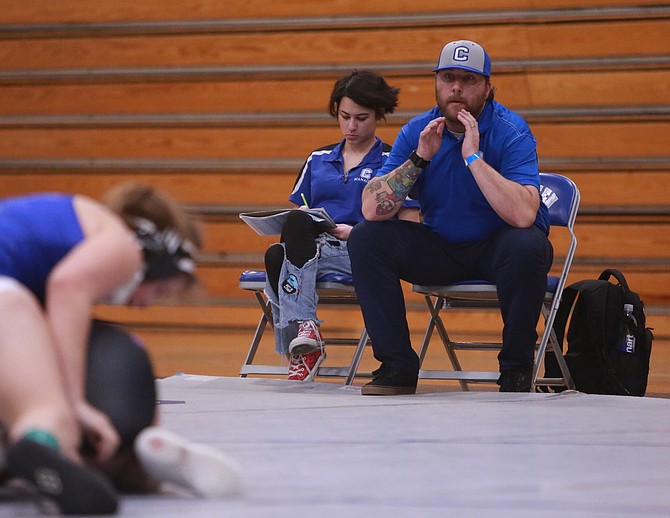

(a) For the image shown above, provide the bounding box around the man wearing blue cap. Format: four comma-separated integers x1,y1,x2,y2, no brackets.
348,40,553,394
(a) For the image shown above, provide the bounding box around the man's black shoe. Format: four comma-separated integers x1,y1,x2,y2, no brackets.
361,364,418,396
497,367,533,392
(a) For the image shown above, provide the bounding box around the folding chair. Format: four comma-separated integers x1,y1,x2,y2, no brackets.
238,269,370,385
412,172,579,391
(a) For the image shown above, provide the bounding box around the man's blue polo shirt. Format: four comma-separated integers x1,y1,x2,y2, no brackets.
379,101,550,243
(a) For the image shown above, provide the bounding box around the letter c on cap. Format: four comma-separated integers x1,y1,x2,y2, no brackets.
453,46,469,62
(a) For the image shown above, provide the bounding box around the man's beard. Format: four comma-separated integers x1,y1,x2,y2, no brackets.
438,93,487,122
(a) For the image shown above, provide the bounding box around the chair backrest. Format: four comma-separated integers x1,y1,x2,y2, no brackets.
539,172,580,229
539,172,580,305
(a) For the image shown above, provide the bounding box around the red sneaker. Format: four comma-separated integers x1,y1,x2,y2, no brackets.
288,320,324,355
287,349,326,381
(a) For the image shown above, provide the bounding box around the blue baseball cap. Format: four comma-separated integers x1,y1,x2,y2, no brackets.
433,40,491,77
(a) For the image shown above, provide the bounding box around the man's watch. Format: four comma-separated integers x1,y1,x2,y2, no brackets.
409,150,430,169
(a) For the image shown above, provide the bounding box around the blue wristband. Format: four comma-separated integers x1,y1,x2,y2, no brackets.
464,152,482,167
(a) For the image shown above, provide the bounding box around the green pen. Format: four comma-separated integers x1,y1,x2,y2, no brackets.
301,193,309,208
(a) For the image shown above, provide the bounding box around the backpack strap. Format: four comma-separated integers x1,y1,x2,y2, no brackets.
552,284,580,353
542,284,580,392
598,268,630,293
598,268,639,333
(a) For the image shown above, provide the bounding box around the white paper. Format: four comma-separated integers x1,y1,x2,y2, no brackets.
239,208,337,236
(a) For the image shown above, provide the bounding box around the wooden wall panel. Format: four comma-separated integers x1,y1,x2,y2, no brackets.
0,122,666,160
172,263,670,305
0,2,667,330
0,172,294,206
3,1,668,24
1,70,668,116
197,220,670,258
2,171,668,208
1,21,667,71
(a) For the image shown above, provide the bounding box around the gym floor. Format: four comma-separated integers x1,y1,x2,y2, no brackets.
4,374,668,517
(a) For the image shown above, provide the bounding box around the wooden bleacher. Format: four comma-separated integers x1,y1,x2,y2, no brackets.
0,2,668,389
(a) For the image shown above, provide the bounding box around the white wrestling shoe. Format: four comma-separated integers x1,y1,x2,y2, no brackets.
134,427,243,498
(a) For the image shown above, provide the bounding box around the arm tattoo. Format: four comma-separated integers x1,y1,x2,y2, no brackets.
367,161,422,216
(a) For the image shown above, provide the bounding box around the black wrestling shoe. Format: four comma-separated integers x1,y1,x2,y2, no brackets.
497,368,533,392
361,364,418,396
6,438,118,515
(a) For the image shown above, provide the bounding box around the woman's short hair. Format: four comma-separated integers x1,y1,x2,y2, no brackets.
328,69,400,120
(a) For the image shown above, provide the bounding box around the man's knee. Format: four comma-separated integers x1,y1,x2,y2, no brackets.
349,220,388,254
498,227,552,266
348,222,381,268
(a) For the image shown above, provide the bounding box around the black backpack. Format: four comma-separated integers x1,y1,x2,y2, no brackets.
544,269,654,396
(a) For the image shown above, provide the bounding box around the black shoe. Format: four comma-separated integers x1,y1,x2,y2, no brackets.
361,364,418,396
497,368,533,393
6,438,119,515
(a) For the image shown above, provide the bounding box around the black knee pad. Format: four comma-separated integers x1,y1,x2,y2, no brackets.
85,320,156,449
